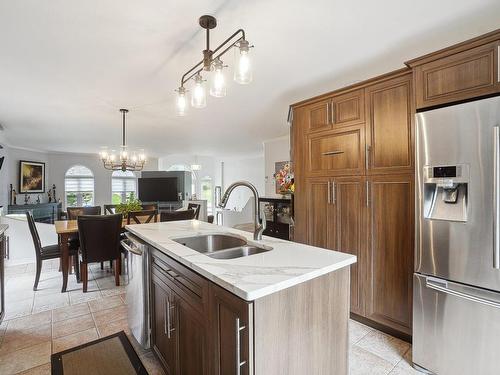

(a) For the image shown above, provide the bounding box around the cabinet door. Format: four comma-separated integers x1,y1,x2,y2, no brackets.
331,89,365,128
306,178,335,249
307,125,365,176
333,177,365,315
175,295,208,375
209,284,252,375
414,40,500,109
305,98,331,133
151,278,177,375
365,174,414,335
366,73,413,174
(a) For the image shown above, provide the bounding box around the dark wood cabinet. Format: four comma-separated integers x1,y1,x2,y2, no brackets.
151,276,177,375
407,30,500,109
175,295,207,375
365,72,413,174
306,125,366,177
305,177,365,315
292,68,414,339
149,246,350,374
209,284,252,375
333,177,365,315
151,249,209,375
306,178,333,249
365,174,414,335
305,89,365,133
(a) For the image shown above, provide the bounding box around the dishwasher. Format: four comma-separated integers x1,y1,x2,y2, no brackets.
121,232,151,349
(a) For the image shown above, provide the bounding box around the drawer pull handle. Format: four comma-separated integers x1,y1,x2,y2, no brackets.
235,318,247,375
322,150,344,156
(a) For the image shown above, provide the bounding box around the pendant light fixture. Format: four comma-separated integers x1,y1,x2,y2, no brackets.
99,109,146,172
175,15,254,116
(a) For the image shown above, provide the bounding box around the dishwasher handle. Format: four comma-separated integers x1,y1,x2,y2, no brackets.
121,239,143,256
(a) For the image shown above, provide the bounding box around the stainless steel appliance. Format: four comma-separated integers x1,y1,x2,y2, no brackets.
414,96,500,375
121,233,151,349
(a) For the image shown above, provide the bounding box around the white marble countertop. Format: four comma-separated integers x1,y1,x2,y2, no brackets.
125,220,356,301
0,224,8,235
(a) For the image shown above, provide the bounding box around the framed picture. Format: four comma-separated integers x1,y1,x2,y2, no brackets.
19,160,45,193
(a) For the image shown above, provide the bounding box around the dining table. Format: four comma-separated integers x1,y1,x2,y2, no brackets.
54,215,159,293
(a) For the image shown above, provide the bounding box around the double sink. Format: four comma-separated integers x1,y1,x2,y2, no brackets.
173,234,272,259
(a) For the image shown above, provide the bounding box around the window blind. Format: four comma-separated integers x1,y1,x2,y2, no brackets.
65,177,94,192
112,178,136,192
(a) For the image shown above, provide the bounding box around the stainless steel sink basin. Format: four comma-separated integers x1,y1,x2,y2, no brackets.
173,234,247,253
206,245,270,259
172,234,272,259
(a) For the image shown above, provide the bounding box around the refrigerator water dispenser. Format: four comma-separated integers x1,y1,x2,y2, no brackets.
423,164,468,222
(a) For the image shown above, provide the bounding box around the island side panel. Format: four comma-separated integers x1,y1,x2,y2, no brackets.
253,267,350,375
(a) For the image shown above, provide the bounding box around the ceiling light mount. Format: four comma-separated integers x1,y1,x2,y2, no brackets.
176,15,254,115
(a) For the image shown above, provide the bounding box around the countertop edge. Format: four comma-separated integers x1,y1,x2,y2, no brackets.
0,224,8,235
126,224,356,301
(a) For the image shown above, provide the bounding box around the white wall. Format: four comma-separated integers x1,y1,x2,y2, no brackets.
0,146,158,209
215,155,265,211
263,135,290,197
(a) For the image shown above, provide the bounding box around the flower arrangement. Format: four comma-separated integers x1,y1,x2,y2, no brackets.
273,161,294,195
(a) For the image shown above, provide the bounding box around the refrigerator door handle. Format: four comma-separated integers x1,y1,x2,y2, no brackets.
426,276,500,309
494,126,500,269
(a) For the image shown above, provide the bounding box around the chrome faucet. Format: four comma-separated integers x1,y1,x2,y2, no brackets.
218,181,266,241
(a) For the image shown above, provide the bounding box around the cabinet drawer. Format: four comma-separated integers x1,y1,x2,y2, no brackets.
414,40,500,109
151,248,208,310
307,126,365,176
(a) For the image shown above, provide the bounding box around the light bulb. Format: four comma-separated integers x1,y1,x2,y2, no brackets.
131,153,138,163
99,148,108,160
191,74,206,108
176,86,187,116
234,40,252,84
210,59,226,98
110,153,116,162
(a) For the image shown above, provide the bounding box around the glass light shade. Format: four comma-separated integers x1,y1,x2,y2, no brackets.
191,164,202,171
234,44,252,84
210,60,227,98
131,153,138,163
191,75,207,108
176,87,187,116
139,150,146,161
99,148,108,160
120,146,128,160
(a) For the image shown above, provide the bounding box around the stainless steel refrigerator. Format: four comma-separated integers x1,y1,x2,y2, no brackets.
414,96,500,375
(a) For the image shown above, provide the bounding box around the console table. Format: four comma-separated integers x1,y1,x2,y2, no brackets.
8,202,62,224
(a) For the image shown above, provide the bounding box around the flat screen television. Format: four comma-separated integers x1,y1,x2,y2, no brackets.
138,177,178,202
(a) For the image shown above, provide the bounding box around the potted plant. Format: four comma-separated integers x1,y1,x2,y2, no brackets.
115,193,142,217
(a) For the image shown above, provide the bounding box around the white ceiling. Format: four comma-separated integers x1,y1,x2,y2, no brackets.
0,0,499,157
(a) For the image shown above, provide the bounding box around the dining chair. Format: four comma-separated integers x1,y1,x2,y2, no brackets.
141,203,158,212
26,212,79,290
160,209,196,222
127,210,158,225
67,206,102,220
77,214,123,292
103,204,117,214
187,203,201,220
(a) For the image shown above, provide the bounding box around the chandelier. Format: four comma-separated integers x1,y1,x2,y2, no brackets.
175,15,254,116
99,109,146,172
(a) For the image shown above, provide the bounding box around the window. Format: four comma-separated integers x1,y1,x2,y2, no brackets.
200,176,213,214
112,170,137,204
65,165,94,207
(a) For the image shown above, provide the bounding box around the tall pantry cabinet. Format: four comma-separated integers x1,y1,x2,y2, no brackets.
292,69,414,338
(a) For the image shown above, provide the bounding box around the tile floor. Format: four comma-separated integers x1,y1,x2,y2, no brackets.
1,260,164,375
1,260,421,375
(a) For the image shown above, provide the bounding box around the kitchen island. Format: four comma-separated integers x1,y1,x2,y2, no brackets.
126,220,356,375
